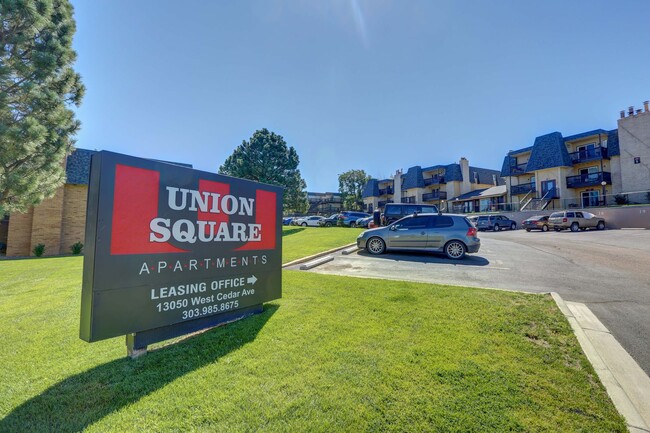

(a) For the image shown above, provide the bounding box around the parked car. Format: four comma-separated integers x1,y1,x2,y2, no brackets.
291,216,306,226
382,203,439,225
355,216,373,228
475,214,517,231
522,215,550,232
548,211,606,232
357,213,480,260
318,214,340,227
468,215,479,226
338,211,370,227
297,216,325,227
283,217,294,225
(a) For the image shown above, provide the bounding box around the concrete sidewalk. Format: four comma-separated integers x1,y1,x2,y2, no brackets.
551,293,650,433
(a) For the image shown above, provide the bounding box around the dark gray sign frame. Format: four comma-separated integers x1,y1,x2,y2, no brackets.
80,151,282,349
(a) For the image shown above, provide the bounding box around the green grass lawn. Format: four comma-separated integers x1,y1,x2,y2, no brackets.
282,225,363,263
0,255,625,432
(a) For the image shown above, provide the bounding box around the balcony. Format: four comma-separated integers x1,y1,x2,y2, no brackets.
423,176,446,186
509,163,529,175
566,171,612,188
422,191,448,201
378,187,394,196
378,200,393,208
401,196,416,204
569,146,609,164
511,182,536,195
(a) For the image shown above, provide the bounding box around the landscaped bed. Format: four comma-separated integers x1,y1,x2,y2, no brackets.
0,255,625,432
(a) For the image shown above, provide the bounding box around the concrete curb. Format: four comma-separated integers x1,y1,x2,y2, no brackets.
282,243,356,269
550,292,650,432
341,246,359,255
299,255,334,270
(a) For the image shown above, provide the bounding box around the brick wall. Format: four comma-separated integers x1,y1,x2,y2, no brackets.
61,184,88,253
5,184,89,257
6,208,34,256
30,187,65,256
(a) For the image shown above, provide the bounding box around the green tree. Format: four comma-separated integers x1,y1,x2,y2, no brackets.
0,0,85,215
219,128,308,214
338,169,370,211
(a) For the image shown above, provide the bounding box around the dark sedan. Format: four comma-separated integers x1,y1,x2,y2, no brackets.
522,215,549,232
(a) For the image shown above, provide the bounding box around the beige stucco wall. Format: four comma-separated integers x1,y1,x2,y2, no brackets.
618,110,650,193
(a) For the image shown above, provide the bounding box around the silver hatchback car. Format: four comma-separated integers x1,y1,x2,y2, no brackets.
356,213,480,260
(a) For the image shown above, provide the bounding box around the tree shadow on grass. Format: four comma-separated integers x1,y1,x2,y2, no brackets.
0,304,278,433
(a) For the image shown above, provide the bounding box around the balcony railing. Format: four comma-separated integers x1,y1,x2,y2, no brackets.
566,171,612,188
511,182,536,195
422,191,448,201
401,196,416,204
378,187,394,196
377,200,393,208
423,176,446,186
510,163,529,175
569,146,609,164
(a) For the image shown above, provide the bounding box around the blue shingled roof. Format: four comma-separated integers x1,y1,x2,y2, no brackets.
525,132,572,171
564,129,609,142
65,148,95,185
470,166,504,185
402,166,424,189
362,179,379,198
500,156,516,177
445,164,462,182
607,129,620,157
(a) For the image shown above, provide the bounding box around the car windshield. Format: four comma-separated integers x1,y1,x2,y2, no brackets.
550,212,563,218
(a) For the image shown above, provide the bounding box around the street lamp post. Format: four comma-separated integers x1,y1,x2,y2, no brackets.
601,181,607,206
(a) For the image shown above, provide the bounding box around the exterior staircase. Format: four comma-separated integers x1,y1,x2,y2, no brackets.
521,189,555,211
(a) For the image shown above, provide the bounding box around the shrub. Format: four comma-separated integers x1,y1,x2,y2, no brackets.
70,242,84,255
614,194,629,205
32,244,45,257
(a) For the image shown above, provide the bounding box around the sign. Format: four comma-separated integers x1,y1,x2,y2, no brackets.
80,151,282,342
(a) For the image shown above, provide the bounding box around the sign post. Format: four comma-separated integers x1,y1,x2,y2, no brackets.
80,151,282,357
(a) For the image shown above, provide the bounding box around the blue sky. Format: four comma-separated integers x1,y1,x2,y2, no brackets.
71,0,650,192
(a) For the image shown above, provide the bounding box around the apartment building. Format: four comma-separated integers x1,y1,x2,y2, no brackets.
362,157,504,213
306,191,342,215
501,100,650,210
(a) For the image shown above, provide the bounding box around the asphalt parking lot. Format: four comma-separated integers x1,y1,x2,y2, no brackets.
294,228,650,376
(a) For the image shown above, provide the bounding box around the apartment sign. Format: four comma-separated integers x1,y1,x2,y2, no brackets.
80,151,282,342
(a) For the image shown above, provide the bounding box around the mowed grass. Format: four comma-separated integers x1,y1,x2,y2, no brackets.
282,225,363,263
0,256,626,432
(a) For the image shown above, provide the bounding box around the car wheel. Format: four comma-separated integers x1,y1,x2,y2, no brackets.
525,228,531,232
541,225,549,232
301,222,307,227
325,222,332,227
493,224,500,232
366,237,386,255
445,240,466,260
350,222,357,228
597,221,605,230
510,223,516,230
570,222,580,232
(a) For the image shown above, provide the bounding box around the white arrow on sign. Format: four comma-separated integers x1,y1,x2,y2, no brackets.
247,275,257,285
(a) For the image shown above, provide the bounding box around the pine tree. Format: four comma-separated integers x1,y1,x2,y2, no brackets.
0,0,85,214
219,128,308,214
